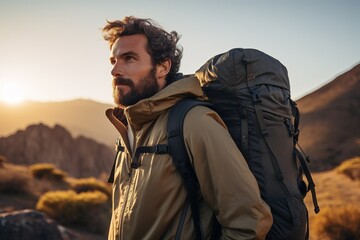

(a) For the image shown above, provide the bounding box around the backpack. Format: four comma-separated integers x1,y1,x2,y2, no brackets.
167,48,320,240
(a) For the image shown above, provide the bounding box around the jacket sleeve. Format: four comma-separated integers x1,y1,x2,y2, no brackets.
183,106,273,240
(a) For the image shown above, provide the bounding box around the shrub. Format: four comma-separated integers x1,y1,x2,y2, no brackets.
336,157,360,180
30,163,67,181
0,155,7,168
0,166,30,194
36,190,111,234
70,177,111,197
313,205,360,240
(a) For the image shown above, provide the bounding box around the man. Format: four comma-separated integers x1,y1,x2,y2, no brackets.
103,16,272,240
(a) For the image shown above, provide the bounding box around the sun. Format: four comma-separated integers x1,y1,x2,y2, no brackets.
0,82,25,105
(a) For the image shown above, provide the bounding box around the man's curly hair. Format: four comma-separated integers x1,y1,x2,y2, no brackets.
102,16,183,83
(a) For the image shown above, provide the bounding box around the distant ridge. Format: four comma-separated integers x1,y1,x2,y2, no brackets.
297,63,360,171
0,99,118,146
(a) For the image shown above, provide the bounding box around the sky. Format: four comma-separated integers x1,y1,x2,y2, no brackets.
0,0,359,105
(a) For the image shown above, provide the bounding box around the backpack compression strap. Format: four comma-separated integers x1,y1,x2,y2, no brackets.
290,100,320,214
167,98,213,240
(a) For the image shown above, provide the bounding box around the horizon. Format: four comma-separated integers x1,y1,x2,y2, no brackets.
1,0,359,105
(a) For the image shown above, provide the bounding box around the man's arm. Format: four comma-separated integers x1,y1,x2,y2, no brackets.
184,106,273,240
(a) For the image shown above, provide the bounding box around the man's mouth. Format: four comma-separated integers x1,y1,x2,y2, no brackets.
113,77,133,87
115,85,130,92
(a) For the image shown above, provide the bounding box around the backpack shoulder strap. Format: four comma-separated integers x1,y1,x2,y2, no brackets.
167,98,212,175
167,98,212,240
108,138,124,183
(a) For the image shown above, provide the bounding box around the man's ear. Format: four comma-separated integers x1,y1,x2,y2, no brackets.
156,58,171,79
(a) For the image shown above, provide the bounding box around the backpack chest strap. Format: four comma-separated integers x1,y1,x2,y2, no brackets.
130,144,169,169
108,139,169,182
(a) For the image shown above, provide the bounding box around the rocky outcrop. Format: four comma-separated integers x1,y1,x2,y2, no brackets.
0,99,118,147
0,209,79,240
0,124,114,178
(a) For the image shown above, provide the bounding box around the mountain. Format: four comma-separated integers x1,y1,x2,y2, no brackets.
0,99,118,146
0,123,114,178
1,64,359,172
297,63,360,171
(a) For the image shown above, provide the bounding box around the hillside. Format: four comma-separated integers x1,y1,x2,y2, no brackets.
297,63,360,171
1,157,360,240
0,123,114,178
0,99,118,146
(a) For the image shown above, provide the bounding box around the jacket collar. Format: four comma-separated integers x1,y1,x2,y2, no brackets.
106,75,204,136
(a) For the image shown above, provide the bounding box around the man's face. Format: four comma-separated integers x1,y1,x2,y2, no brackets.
110,34,160,107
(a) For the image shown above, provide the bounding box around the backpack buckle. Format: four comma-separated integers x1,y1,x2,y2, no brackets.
251,92,261,103
155,144,169,154
115,145,125,152
294,130,299,143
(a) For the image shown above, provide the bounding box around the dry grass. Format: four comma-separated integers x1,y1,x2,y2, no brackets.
36,190,111,234
0,155,7,168
0,163,31,194
336,156,360,180
30,163,67,181
0,162,111,239
2,156,360,239
312,205,360,240
69,177,111,197
305,157,360,240
0,163,69,209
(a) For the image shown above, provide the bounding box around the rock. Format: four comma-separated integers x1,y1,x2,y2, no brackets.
0,209,79,240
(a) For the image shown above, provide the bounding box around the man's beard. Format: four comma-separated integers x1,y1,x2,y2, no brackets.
112,69,159,107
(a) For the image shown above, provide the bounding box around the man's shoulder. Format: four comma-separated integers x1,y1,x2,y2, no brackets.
175,101,226,130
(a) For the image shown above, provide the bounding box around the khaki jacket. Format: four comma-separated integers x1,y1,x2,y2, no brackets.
106,76,272,240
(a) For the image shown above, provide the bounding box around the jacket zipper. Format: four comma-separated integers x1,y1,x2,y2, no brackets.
119,168,134,239
119,123,137,239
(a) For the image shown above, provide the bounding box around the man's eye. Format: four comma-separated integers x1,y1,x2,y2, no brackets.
110,59,116,65
125,56,135,61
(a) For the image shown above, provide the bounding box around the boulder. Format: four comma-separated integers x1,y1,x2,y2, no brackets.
0,209,79,240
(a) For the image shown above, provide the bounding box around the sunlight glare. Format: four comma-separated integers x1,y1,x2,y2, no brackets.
0,82,25,105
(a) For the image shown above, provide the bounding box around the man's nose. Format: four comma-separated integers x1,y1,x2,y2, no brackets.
111,62,124,77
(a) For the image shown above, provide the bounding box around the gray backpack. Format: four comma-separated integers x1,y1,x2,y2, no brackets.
167,48,320,240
